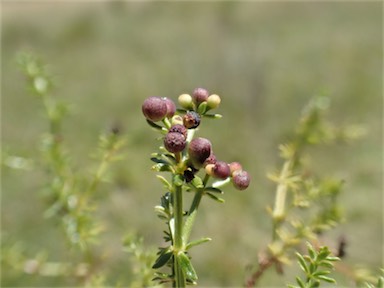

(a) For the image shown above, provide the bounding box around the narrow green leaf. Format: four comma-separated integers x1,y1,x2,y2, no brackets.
185,237,212,250
183,210,197,245
150,157,170,165
317,275,336,283
206,192,225,203
152,251,172,269
312,270,330,277
306,242,317,260
378,276,384,288
296,252,309,274
146,119,166,130
203,113,222,119
309,262,316,274
156,175,172,190
204,187,223,194
177,252,198,282
319,261,334,269
212,177,231,188
295,276,305,288
326,256,340,262
152,163,173,172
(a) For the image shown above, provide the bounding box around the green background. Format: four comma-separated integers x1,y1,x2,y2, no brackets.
2,2,382,287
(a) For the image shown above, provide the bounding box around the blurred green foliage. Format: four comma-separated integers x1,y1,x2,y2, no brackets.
2,2,382,287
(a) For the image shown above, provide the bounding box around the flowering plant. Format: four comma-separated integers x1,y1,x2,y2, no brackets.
141,89,250,286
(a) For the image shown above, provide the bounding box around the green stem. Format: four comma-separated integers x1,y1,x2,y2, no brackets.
173,182,186,287
272,160,292,240
188,174,210,216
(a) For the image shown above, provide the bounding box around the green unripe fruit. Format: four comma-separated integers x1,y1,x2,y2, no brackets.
207,94,221,110
178,94,194,109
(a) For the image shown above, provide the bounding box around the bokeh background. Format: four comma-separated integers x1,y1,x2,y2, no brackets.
2,1,382,287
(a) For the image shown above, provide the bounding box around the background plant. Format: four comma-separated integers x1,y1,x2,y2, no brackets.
2,2,382,287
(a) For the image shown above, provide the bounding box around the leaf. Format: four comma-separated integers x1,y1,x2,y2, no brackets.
296,252,309,274
146,119,166,131
295,276,305,288
152,163,173,172
183,210,197,245
205,192,225,203
150,157,170,165
306,242,317,260
312,270,330,277
185,237,211,250
177,252,198,282
152,251,173,269
212,177,230,188
156,175,172,190
203,113,222,119
317,275,336,283
325,256,340,262
204,187,223,194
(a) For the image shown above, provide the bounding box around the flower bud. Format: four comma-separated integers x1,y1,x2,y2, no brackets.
164,132,186,153
183,111,201,129
142,97,167,122
163,97,176,118
188,137,212,168
232,170,250,190
192,88,209,105
207,94,221,110
212,161,231,179
229,162,243,176
169,124,188,138
178,94,194,109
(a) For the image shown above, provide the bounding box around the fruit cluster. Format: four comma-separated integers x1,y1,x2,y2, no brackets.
142,88,250,191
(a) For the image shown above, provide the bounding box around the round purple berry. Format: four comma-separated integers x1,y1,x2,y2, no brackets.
164,132,186,153
229,162,243,176
163,97,176,118
232,170,251,191
188,137,212,168
192,88,209,105
212,161,231,179
204,153,217,166
183,111,201,129
142,97,167,122
169,124,188,138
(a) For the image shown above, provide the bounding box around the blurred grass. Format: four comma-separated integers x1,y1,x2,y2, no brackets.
1,2,382,287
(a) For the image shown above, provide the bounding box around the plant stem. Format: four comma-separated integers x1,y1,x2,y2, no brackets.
173,182,186,287
272,159,292,240
188,174,209,214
